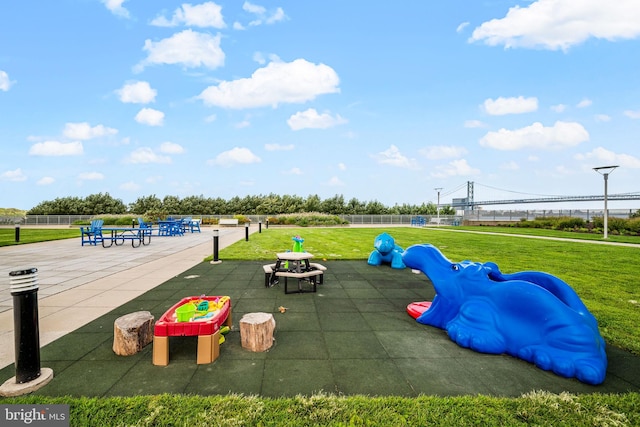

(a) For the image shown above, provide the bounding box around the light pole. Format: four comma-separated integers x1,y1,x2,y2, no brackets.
434,187,442,225
593,165,619,239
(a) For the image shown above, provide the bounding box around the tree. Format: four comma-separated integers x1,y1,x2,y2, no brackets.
83,193,126,215
320,194,345,214
129,195,162,214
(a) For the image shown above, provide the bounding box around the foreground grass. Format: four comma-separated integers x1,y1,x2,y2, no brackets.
2,391,639,426
2,225,639,426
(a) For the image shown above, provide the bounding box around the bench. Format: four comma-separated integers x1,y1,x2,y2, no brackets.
263,264,276,287
219,218,239,226
275,270,323,294
80,219,104,246
308,263,326,284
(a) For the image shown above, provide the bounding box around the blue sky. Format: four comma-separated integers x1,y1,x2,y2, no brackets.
1,0,640,211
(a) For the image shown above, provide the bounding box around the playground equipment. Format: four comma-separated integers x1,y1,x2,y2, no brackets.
403,243,607,385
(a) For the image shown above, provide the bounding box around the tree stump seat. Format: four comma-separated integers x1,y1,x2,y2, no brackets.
240,312,276,352
113,311,154,356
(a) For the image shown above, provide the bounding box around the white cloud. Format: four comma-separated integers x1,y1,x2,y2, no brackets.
623,110,640,119
234,120,251,129
284,167,302,175
151,2,225,28
233,21,245,30
469,0,640,50
371,145,419,169
431,159,480,178
198,58,340,109
243,2,265,15
576,147,640,169
456,22,469,33
464,120,487,128
78,172,104,181
204,114,217,122
63,122,117,140
419,145,468,160
37,177,55,185
577,98,592,108
101,0,129,18
0,70,14,91
146,175,163,184
119,181,141,191
483,96,538,115
595,114,611,122
338,163,346,171
479,121,589,150
253,52,266,64
135,108,165,126
135,30,224,72
265,143,294,151
500,161,520,171
116,81,157,104
124,147,171,164
207,147,261,166
29,140,83,156
1,168,27,182
287,108,347,130
159,141,184,154
551,104,567,113
326,176,344,186
243,2,287,26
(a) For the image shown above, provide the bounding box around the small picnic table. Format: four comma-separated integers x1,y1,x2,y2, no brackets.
101,227,152,248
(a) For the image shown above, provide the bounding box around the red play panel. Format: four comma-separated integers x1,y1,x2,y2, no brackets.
406,301,432,319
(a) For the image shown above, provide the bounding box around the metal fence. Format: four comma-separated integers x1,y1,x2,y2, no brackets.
462,209,636,222
0,209,636,227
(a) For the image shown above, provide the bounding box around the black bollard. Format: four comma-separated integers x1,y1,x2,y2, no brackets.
245,223,249,241
15,226,20,243
259,221,262,233
266,218,269,229
9,267,41,383
213,230,219,262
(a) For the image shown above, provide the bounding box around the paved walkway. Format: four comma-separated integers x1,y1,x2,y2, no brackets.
0,226,251,370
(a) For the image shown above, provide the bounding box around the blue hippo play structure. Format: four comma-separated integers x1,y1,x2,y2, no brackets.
367,232,405,269
402,243,607,385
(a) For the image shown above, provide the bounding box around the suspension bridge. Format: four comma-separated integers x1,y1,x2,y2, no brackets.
442,182,640,209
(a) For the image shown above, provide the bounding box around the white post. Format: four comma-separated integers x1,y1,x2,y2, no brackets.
435,187,442,225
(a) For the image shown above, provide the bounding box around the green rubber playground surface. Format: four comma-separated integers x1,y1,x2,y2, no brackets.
2,260,639,398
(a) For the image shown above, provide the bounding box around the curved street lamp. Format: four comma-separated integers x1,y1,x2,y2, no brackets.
593,165,619,239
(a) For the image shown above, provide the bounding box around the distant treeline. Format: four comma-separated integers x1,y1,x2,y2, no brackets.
26,192,455,216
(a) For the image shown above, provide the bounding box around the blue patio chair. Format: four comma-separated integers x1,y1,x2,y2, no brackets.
80,219,104,246
189,218,201,233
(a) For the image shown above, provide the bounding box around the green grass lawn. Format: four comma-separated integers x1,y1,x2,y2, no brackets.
2,225,639,426
0,228,78,246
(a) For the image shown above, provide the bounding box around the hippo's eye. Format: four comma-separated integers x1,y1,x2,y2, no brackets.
451,264,460,271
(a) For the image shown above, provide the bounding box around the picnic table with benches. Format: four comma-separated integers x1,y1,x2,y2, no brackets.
264,252,326,294
101,227,152,248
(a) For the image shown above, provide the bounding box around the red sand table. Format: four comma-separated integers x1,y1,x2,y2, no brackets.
152,296,232,366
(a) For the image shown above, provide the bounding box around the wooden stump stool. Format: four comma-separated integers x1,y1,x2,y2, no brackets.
113,311,154,356
240,312,275,352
